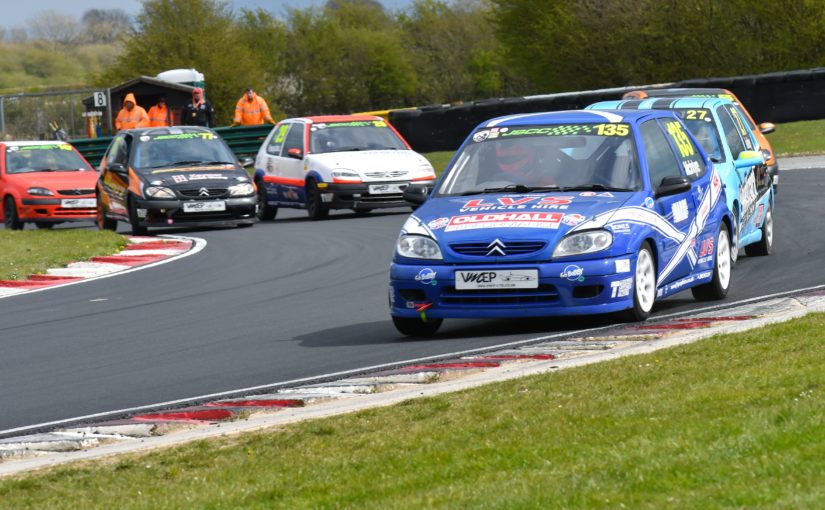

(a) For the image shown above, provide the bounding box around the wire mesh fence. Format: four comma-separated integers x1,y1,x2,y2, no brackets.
0,89,112,141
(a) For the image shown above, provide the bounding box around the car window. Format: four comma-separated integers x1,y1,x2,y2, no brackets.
716,106,747,157
283,123,305,153
660,118,707,181
675,108,724,163
732,103,757,131
4,144,90,173
309,120,407,154
267,124,290,156
724,105,756,151
639,119,682,188
132,132,237,170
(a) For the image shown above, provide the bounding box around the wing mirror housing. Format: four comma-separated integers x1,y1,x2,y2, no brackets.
759,122,775,135
239,157,254,168
107,162,127,176
655,176,691,198
734,150,764,169
403,183,430,205
287,147,303,159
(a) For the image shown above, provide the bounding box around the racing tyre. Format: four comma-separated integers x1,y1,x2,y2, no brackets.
692,224,732,301
97,199,117,231
35,222,54,230
392,316,443,337
128,196,148,236
3,197,24,230
352,207,371,215
256,184,277,221
745,204,773,257
306,178,329,220
730,205,739,267
620,242,657,322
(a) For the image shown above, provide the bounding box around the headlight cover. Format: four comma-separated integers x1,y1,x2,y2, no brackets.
553,230,613,258
397,234,443,260
228,183,255,196
144,186,176,199
27,187,54,196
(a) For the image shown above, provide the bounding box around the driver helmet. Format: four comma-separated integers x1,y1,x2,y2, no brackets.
495,141,535,175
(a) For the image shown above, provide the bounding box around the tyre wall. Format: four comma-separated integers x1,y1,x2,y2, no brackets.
390,67,825,153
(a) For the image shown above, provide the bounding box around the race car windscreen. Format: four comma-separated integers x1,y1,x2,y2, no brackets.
675,109,725,162
309,120,407,154
133,133,237,170
5,144,91,173
436,123,642,196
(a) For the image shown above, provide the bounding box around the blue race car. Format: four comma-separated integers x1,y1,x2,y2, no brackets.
390,109,752,337
587,97,774,263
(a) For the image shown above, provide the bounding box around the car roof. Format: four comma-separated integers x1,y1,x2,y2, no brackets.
2,140,75,148
479,109,673,128
282,114,383,124
589,97,736,111
626,87,735,99
123,126,216,136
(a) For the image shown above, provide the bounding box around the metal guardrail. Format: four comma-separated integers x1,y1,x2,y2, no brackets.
70,124,274,167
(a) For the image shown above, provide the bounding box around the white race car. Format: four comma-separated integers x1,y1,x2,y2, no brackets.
253,115,436,220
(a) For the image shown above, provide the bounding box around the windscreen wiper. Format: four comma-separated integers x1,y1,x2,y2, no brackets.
482,184,561,194
560,184,634,192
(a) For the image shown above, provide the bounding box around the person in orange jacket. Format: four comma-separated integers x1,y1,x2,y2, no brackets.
146,96,172,127
115,93,149,131
231,87,275,126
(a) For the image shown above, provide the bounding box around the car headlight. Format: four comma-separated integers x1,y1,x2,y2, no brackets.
553,230,613,258
331,169,361,183
144,186,176,199
228,183,255,196
397,234,443,260
28,187,53,196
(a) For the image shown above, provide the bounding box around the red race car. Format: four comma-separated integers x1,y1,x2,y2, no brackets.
1,141,99,230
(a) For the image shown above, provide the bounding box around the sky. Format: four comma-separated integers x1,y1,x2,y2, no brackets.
3,0,415,27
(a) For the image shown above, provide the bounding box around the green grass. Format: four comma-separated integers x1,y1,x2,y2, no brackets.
2,312,824,508
423,151,455,177
768,118,825,156
0,230,126,281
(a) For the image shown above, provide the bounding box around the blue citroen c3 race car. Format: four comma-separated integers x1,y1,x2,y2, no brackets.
587,97,774,263
389,109,747,337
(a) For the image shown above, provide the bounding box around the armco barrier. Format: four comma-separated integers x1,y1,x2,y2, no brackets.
389,67,825,153
70,124,273,167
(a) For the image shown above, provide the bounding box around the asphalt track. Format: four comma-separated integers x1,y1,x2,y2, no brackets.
1,162,824,433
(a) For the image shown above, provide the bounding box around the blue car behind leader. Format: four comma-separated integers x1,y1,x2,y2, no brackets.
389,109,748,337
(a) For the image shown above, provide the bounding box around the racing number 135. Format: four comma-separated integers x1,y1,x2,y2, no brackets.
595,123,629,136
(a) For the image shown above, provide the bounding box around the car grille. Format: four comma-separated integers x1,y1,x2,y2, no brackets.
178,187,229,198
57,189,94,196
450,241,547,257
364,170,407,179
440,285,559,306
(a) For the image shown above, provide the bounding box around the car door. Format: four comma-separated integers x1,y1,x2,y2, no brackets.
98,134,132,218
716,105,761,224
639,118,699,286
275,122,307,204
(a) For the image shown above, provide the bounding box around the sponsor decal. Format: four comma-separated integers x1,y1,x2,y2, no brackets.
672,199,689,223
472,130,490,142
739,169,760,225
610,222,631,234
460,195,574,212
187,173,230,181
756,203,765,225
578,192,614,198
615,259,631,273
172,174,188,183
683,160,701,176
444,212,563,232
560,265,585,282
611,277,632,298
644,197,655,209
415,268,438,285
562,213,585,226
283,188,300,201
427,217,449,230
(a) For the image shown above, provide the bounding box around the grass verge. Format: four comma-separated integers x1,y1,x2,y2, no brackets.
769,118,825,156
0,230,126,281
2,312,824,508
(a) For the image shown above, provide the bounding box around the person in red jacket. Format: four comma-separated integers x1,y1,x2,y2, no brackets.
231,87,274,126
115,93,149,131
146,96,172,127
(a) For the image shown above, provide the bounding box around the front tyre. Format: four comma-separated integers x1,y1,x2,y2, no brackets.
256,184,277,221
392,316,443,337
620,241,657,322
97,197,118,231
3,196,24,230
306,178,329,220
128,196,148,236
745,205,773,257
730,204,739,267
692,224,732,301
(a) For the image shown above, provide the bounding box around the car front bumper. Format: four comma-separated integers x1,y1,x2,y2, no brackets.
321,180,436,210
134,196,257,227
19,197,96,222
389,255,637,319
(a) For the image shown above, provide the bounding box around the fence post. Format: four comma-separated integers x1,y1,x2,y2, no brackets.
0,96,4,135
106,88,113,134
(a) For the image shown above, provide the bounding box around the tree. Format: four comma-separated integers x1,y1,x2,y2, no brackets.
99,0,262,125
80,9,132,44
28,10,81,48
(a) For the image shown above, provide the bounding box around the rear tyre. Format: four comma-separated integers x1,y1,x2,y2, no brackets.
128,196,148,236
392,316,443,337
620,241,656,322
306,178,329,220
97,198,117,231
3,197,24,230
692,224,731,301
745,205,773,257
256,184,277,221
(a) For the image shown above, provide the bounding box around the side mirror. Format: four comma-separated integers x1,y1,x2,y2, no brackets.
108,162,128,176
734,150,764,169
287,147,303,159
655,176,691,198
239,157,254,168
403,183,430,205
759,122,775,135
